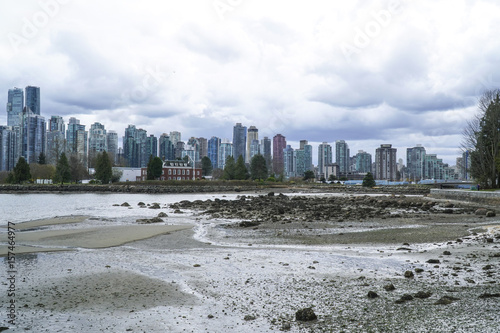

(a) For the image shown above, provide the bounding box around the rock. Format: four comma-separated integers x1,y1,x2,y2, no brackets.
434,296,460,305
295,307,317,321
384,284,396,291
193,264,201,267
239,221,261,228
475,208,488,216
395,294,414,304
149,203,161,209
479,293,500,298
121,202,130,207
415,268,424,273
486,211,496,217
426,259,440,264
207,314,214,319
268,192,275,196
173,209,183,214
367,291,379,298
281,322,291,331
158,212,168,217
414,291,432,299
443,251,451,255
138,202,145,206
404,270,414,278
483,265,493,270
244,315,256,321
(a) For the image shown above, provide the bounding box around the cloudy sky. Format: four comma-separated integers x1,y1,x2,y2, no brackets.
2,0,500,165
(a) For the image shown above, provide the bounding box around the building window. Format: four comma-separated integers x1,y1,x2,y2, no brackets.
168,169,171,175
182,169,185,175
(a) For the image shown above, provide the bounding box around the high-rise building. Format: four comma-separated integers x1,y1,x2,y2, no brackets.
246,126,258,163
219,139,233,169
232,123,247,162
272,134,286,175
146,134,158,159
335,140,350,173
7,88,24,127
25,86,40,115
22,108,46,164
175,141,185,159
123,125,141,167
261,137,272,171
170,131,181,145
66,117,88,163
47,116,66,165
88,122,107,167
283,145,295,178
375,144,397,180
317,142,332,179
406,145,426,181
295,140,312,177
159,133,175,161
208,136,221,169
249,139,260,162
355,150,372,173
106,131,118,165
187,137,200,162
0,126,17,171
198,137,208,159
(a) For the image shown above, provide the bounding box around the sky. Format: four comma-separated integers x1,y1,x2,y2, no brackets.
2,0,500,166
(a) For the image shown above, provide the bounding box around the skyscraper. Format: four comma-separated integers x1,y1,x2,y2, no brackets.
67,117,88,163
246,126,258,163
232,123,247,162
335,140,350,173
22,108,46,164
47,116,66,165
208,136,221,169
146,134,158,159
106,131,118,165
354,150,372,173
198,137,208,159
295,140,312,177
261,137,272,172
317,142,332,179
406,145,426,181
88,122,107,167
7,88,24,127
159,133,175,161
283,145,295,178
25,86,40,115
219,139,233,169
0,126,17,171
272,134,286,175
375,144,397,180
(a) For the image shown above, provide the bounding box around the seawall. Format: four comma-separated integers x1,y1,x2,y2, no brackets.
430,189,500,205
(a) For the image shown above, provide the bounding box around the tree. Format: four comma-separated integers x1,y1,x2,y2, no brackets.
12,157,31,184
201,156,213,176
362,172,376,187
250,154,267,180
222,156,236,180
30,163,55,181
234,155,249,180
111,168,123,183
303,170,315,181
69,154,88,183
95,151,113,184
37,152,46,165
328,174,337,182
54,152,71,184
462,89,500,188
147,155,163,180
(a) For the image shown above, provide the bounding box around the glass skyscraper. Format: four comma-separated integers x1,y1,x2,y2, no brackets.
7,88,24,127
232,123,247,162
25,86,40,115
208,136,221,169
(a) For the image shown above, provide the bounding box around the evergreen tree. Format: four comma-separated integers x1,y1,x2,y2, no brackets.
303,170,315,181
54,153,71,184
222,155,236,180
37,152,46,165
362,172,376,188
13,157,31,184
147,155,163,180
95,151,113,184
234,155,249,180
201,156,213,176
250,154,267,180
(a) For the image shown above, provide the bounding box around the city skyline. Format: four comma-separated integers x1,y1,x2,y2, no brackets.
1,1,499,165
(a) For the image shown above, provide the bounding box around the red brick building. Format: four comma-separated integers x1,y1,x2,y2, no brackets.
139,161,202,181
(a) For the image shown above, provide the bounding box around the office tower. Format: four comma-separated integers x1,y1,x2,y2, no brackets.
249,139,260,162
175,141,185,159
457,151,470,180
88,122,107,167
66,117,88,163
283,145,295,178
25,86,40,115
208,136,221,169
7,88,24,127
246,126,258,163
159,133,175,161
106,131,118,165
46,116,66,165
22,108,46,164
355,150,372,173
272,134,286,174
146,134,158,159
335,140,350,173
261,137,272,171
197,137,208,158
317,142,332,179
123,125,138,167
0,126,17,171
187,137,200,162
170,131,181,145
218,139,233,169
406,145,426,181
232,123,247,161
375,144,397,180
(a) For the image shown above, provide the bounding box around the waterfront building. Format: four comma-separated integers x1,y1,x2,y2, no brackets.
407,145,426,181
139,160,202,181
354,150,372,173
66,117,88,163
335,140,350,173
22,108,46,164
106,131,118,165
0,126,17,171
317,142,332,179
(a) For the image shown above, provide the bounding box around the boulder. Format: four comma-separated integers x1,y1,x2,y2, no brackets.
295,307,317,321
